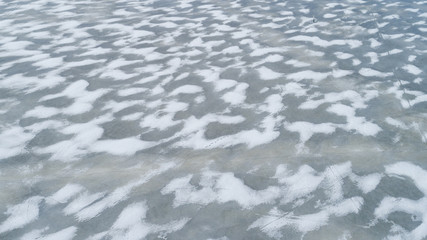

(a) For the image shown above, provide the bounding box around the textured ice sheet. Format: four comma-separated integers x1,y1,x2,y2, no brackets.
0,0,426,239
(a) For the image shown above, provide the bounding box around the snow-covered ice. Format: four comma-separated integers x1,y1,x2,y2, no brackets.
0,0,426,239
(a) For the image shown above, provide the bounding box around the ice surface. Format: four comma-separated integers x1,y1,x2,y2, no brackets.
0,0,426,239
374,162,427,240
37,227,77,240
403,64,422,75
0,197,43,234
287,70,330,82
46,184,84,205
288,35,362,48
257,66,282,80
359,68,392,78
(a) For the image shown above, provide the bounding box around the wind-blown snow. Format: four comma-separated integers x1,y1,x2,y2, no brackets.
0,0,426,239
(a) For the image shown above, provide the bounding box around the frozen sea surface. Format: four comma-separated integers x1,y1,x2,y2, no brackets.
0,0,427,239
